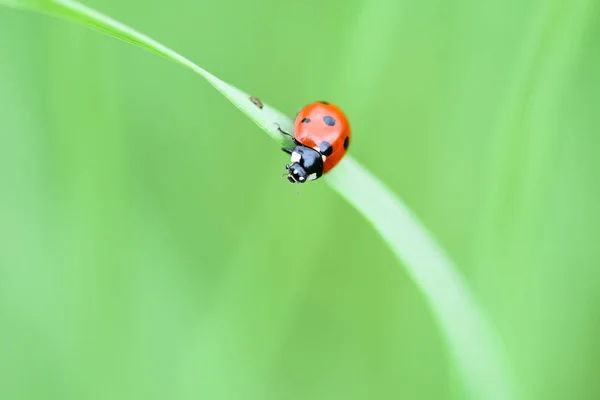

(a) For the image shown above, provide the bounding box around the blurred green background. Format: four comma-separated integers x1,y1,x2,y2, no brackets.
1,0,599,399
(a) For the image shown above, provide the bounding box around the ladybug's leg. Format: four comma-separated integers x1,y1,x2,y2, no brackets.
281,147,293,155
274,123,294,139
275,123,301,152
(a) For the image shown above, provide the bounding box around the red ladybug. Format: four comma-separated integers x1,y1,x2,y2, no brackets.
278,101,351,183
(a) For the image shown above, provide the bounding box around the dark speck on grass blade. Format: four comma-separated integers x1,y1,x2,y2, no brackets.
0,1,518,398
250,96,264,109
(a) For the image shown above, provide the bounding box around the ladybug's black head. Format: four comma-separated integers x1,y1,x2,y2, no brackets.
286,145,323,184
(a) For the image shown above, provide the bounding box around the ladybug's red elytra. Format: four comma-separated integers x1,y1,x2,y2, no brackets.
277,101,350,183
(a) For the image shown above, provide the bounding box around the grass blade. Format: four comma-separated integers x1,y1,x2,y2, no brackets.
2,0,296,148
327,159,516,399
0,0,517,398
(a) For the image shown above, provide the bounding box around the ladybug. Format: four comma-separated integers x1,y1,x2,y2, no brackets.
277,101,351,183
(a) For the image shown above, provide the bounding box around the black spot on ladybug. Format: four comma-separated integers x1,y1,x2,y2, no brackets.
301,118,311,123
319,101,330,105
344,136,349,150
323,116,336,126
319,141,333,156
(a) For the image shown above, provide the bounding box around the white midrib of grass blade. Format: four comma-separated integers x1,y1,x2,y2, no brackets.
0,1,517,398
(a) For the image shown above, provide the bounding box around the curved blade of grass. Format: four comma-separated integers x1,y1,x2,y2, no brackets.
326,160,516,400
1,0,296,148
0,1,517,398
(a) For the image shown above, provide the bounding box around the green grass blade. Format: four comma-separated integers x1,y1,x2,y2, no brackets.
0,0,517,398
326,159,516,399
1,0,296,148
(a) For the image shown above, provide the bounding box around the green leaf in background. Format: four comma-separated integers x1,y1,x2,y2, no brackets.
8,0,597,399
1,0,515,398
